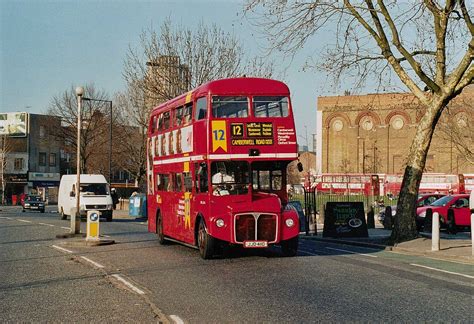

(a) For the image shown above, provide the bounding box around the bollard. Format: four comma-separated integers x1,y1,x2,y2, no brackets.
431,212,440,251
86,210,100,242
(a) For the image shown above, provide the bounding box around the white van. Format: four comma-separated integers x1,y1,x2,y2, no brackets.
57,174,114,222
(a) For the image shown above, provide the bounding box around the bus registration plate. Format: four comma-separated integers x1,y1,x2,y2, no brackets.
244,241,268,248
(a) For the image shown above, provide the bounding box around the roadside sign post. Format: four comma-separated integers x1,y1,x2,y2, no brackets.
86,210,100,242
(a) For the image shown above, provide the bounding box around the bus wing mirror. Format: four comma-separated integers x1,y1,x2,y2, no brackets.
70,191,75,197
297,162,303,172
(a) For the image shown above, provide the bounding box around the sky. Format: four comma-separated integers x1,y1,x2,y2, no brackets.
1,0,371,148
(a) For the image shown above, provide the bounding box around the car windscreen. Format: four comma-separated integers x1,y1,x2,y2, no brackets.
430,195,452,207
80,183,108,195
27,196,42,202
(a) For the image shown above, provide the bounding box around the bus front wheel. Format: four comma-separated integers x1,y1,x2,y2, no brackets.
197,219,215,259
281,236,298,257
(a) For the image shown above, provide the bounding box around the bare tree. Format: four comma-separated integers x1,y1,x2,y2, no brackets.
113,84,149,188
437,94,474,165
123,18,274,108
0,135,12,204
47,84,114,174
245,1,473,243
121,19,275,189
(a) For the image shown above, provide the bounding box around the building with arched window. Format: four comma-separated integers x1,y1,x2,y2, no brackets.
316,86,473,174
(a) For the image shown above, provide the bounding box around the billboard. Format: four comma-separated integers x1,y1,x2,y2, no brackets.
0,112,27,137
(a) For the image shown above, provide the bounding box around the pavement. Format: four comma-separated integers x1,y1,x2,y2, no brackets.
112,208,473,264
302,224,473,264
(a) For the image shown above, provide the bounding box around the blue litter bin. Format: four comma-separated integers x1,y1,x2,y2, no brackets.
129,194,147,218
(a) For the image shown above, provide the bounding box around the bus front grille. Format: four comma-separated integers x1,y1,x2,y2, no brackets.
234,213,278,243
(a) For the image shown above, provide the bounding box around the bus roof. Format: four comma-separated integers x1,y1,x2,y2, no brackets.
151,77,290,114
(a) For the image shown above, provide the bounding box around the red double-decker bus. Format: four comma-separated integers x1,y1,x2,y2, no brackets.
311,173,380,196
383,173,465,195
146,77,300,259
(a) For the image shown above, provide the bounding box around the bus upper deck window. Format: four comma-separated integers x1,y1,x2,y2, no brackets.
163,111,170,129
183,104,192,125
151,115,157,133
195,97,207,120
212,96,248,118
174,107,183,127
253,96,289,118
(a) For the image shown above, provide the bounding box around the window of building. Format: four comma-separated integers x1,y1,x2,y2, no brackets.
195,97,207,120
14,158,23,170
39,152,47,166
49,153,56,166
39,125,45,138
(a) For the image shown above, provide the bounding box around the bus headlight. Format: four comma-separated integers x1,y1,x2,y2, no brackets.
285,219,295,228
216,219,225,228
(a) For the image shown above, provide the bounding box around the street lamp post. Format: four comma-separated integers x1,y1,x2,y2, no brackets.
82,98,113,183
73,87,84,234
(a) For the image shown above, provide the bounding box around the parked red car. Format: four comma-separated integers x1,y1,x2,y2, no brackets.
378,193,444,223
416,194,471,230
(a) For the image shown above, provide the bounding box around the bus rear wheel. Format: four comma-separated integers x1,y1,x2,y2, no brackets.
197,219,215,259
281,236,298,257
156,213,166,245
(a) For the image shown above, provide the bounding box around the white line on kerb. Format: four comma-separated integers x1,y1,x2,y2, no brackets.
410,263,474,279
170,315,185,324
325,247,378,258
111,274,145,295
52,245,73,253
81,256,105,269
61,226,70,230
18,219,32,223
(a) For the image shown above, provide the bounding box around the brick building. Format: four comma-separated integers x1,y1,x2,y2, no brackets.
316,86,474,175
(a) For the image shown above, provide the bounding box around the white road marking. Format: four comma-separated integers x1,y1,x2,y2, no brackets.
38,223,55,227
102,234,111,238
298,248,327,256
17,219,32,223
81,256,105,269
111,274,145,295
61,226,70,230
325,247,378,258
170,315,185,324
52,245,73,253
410,263,474,279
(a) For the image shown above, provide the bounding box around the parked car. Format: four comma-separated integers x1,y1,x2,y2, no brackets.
22,195,45,213
378,193,444,223
416,194,471,231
